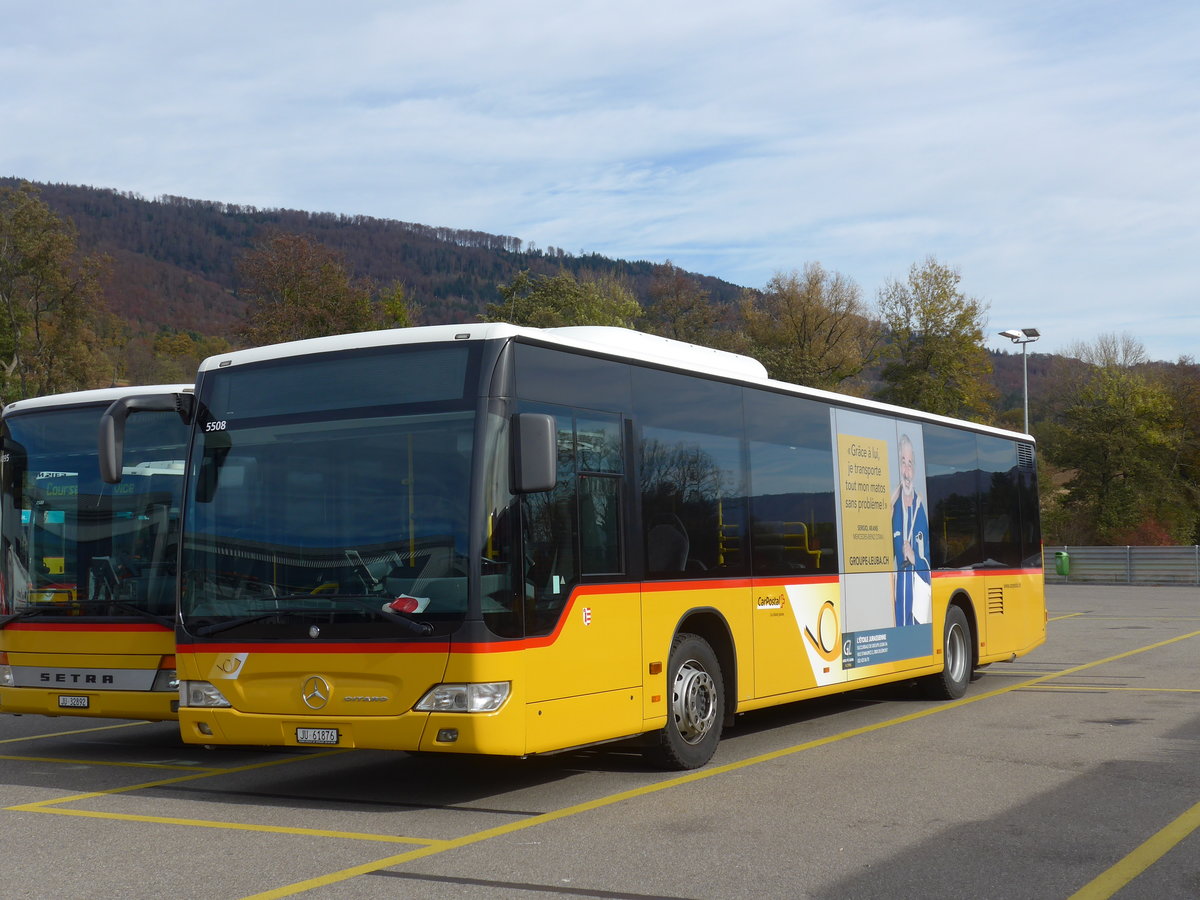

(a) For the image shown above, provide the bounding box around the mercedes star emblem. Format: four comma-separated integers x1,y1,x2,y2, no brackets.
301,675,331,710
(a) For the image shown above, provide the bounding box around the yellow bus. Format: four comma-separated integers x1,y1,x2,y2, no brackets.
0,386,190,720
100,325,1044,768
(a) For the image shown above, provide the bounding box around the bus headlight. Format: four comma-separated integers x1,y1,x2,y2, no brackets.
0,665,13,688
179,680,231,708
415,682,510,713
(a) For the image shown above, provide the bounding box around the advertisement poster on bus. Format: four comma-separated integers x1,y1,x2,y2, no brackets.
831,409,934,670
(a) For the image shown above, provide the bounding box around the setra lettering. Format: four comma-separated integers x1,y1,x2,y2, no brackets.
41,673,115,685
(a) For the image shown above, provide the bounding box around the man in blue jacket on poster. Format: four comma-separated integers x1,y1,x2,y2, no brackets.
892,433,931,626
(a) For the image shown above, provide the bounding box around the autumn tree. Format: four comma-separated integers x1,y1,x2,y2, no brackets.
1159,355,1200,543
739,263,878,389
485,269,642,328
643,261,722,346
0,183,113,403
1040,335,1193,544
148,331,235,383
237,233,377,346
377,280,413,329
875,257,996,420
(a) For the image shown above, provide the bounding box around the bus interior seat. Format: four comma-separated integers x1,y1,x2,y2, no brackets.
647,514,689,574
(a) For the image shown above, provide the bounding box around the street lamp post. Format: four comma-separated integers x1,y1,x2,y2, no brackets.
999,328,1040,433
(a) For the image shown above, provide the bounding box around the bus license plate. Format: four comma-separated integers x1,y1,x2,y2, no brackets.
296,728,339,745
58,696,89,709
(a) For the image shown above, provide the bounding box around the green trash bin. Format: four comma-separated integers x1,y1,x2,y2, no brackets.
1054,550,1069,577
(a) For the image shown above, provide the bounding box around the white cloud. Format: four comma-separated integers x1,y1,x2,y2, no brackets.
1,0,1197,360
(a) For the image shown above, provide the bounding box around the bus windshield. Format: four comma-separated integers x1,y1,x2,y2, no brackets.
178,343,480,640
1,405,188,620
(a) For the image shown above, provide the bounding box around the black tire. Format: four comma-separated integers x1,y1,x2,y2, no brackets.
645,633,724,770
922,605,972,700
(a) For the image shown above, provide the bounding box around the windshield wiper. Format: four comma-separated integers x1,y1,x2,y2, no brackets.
0,601,172,630
190,598,434,638
0,607,51,629
66,599,174,629
191,608,329,637
271,593,435,636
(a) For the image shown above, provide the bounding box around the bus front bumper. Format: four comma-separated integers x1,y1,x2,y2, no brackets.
177,706,527,756
0,686,178,721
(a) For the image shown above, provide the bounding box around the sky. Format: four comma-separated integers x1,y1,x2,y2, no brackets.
2,0,1197,362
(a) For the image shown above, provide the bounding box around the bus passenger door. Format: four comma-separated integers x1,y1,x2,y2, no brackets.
520,410,642,752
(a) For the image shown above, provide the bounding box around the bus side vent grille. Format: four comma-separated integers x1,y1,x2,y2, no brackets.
988,587,1005,616
1017,443,1035,471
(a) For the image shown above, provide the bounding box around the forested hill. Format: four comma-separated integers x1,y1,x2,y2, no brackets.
3,178,744,338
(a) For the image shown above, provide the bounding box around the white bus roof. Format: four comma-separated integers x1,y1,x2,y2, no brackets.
3,384,193,416
196,324,1031,441
196,323,767,381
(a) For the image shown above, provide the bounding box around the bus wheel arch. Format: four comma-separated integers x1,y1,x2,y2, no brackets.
645,610,734,770
948,589,980,671
674,609,736,724
922,598,973,700
949,589,986,680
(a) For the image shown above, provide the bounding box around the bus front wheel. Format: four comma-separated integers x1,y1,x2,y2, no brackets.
922,605,971,700
646,632,724,770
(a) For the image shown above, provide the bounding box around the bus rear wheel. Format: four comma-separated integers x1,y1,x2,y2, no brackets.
646,633,724,770
922,605,971,700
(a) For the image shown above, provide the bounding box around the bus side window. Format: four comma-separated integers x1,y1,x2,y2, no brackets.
978,435,1022,567
744,391,838,577
575,412,624,578
519,409,625,635
579,475,621,575
633,368,747,579
924,425,981,568
521,412,579,635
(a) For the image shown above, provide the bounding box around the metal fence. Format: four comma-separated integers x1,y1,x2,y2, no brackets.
1044,545,1200,585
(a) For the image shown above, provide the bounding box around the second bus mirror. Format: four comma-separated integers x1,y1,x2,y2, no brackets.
98,392,194,484
513,413,557,494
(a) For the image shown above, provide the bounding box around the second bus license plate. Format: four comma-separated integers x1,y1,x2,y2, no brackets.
296,727,339,745
58,696,89,709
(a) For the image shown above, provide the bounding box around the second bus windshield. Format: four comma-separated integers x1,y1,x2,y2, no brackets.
1,404,187,617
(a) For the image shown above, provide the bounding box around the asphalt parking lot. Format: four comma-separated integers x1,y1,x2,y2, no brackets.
2,584,1198,899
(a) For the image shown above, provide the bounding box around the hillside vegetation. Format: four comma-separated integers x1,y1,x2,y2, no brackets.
4,178,741,337
3,177,1197,545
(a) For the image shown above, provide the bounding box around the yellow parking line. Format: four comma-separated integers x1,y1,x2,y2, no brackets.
1022,686,1200,694
0,754,223,771
1068,797,1200,899
7,629,1196,895
1084,616,1200,621
1049,614,1200,622
0,720,151,743
26,806,448,846
242,628,1200,899
6,747,351,812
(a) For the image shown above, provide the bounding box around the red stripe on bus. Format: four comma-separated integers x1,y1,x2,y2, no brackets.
179,569,1039,656
187,641,452,654
930,568,1042,579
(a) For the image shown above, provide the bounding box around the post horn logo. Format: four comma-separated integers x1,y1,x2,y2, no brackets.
301,675,331,710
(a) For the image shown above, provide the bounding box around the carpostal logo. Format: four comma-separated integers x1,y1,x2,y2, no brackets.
756,594,785,611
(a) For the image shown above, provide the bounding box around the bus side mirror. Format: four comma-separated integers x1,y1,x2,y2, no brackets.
513,413,557,494
99,392,194,484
